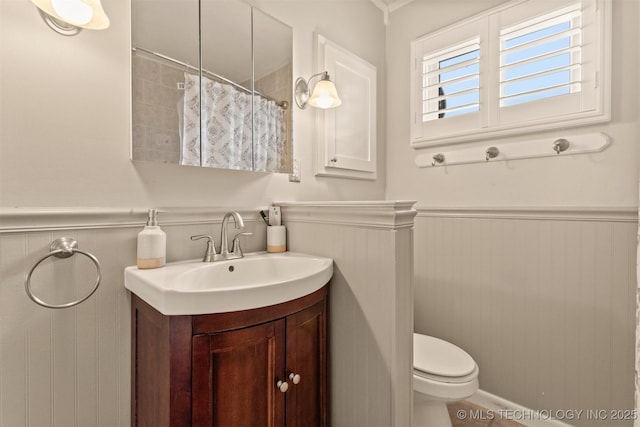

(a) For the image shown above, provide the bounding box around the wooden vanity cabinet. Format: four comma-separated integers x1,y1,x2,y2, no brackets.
131,285,328,427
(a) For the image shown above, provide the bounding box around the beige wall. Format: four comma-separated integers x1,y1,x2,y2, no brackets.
0,203,415,427
0,0,386,209
0,209,268,427
283,201,415,427
415,209,636,427
385,0,640,424
0,1,393,426
386,0,639,208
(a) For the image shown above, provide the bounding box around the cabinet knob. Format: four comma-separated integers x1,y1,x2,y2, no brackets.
276,380,289,393
288,373,301,385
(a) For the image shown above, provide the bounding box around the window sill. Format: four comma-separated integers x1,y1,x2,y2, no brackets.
410,109,611,149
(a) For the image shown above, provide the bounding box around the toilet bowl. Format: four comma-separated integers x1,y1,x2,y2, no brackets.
413,333,479,427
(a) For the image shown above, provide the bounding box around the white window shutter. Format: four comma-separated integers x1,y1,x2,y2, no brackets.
410,0,610,148
499,3,582,108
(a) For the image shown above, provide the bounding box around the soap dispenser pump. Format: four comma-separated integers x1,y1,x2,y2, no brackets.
137,209,166,269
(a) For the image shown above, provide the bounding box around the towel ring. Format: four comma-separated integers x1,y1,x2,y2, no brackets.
25,238,101,309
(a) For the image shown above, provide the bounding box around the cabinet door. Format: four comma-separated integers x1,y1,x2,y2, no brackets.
192,320,286,427
314,34,377,181
285,301,328,427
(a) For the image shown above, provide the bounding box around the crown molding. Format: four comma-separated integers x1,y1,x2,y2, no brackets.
386,0,416,12
368,0,389,24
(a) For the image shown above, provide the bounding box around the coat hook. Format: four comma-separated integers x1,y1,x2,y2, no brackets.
552,138,570,155
432,153,445,167
485,146,499,161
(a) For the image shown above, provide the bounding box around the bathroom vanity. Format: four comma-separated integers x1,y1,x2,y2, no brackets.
131,284,329,426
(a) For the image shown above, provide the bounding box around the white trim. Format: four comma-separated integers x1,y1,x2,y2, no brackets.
387,0,416,13
0,207,264,233
410,0,611,148
314,34,378,181
367,0,419,21
468,389,573,427
415,206,638,223
415,132,610,167
411,112,610,147
276,200,417,230
0,203,421,233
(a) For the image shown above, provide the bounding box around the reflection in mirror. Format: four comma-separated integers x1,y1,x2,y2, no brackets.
130,0,293,174
198,1,253,170
253,8,293,173
131,0,199,164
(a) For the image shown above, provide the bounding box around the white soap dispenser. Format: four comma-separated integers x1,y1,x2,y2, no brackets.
137,209,166,269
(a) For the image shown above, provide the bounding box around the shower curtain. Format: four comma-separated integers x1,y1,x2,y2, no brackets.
180,72,286,172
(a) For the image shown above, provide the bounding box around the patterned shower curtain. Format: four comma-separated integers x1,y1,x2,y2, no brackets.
180,72,286,172
253,96,286,172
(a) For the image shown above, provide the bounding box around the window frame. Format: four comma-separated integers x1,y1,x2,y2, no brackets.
410,0,611,148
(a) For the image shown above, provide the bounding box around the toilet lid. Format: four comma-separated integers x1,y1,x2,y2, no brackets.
413,333,476,378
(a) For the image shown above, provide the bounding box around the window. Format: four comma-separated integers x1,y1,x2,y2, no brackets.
410,0,610,147
423,38,480,122
500,4,581,108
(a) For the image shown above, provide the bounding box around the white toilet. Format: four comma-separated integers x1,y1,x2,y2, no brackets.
413,333,479,427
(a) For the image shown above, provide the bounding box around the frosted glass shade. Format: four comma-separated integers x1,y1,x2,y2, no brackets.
32,0,110,30
308,78,342,109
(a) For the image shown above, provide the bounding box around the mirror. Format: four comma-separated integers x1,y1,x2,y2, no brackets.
131,0,293,173
252,8,293,172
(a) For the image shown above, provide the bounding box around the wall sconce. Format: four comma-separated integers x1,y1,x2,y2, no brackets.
294,71,342,109
32,0,110,36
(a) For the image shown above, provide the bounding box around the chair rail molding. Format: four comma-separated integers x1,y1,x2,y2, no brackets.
276,200,417,229
0,207,265,233
415,206,638,223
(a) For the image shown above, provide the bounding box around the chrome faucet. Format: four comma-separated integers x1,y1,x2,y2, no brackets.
190,235,217,262
220,211,244,258
191,211,252,262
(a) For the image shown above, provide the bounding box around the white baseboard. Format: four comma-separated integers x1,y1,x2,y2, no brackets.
467,389,574,427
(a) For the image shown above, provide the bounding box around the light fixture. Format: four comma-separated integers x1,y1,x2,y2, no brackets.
32,0,110,36
295,71,342,109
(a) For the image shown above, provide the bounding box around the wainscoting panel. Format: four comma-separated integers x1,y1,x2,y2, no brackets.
415,208,637,427
0,209,267,427
283,201,416,427
0,204,415,427
0,229,134,427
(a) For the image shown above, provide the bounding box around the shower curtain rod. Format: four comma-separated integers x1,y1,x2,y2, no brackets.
132,47,288,109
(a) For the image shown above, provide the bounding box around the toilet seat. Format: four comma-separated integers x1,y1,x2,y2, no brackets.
412,333,479,426
413,333,477,383
414,364,478,384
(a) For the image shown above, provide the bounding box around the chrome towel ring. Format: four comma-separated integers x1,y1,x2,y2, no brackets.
25,237,101,309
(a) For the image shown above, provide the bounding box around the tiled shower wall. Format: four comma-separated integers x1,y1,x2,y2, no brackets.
414,208,637,427
131,54,185,163
254,63,293,169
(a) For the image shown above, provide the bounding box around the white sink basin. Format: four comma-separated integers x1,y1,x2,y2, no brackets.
124,252,333,315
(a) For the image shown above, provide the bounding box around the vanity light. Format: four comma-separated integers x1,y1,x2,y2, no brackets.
294,71,342,109
32,0,110,36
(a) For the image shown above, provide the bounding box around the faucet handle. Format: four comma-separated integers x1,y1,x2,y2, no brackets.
231,232,253,257
190,235,217,262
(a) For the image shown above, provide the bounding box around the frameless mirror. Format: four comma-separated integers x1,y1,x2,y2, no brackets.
252,8,293,172
131,0,293,173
